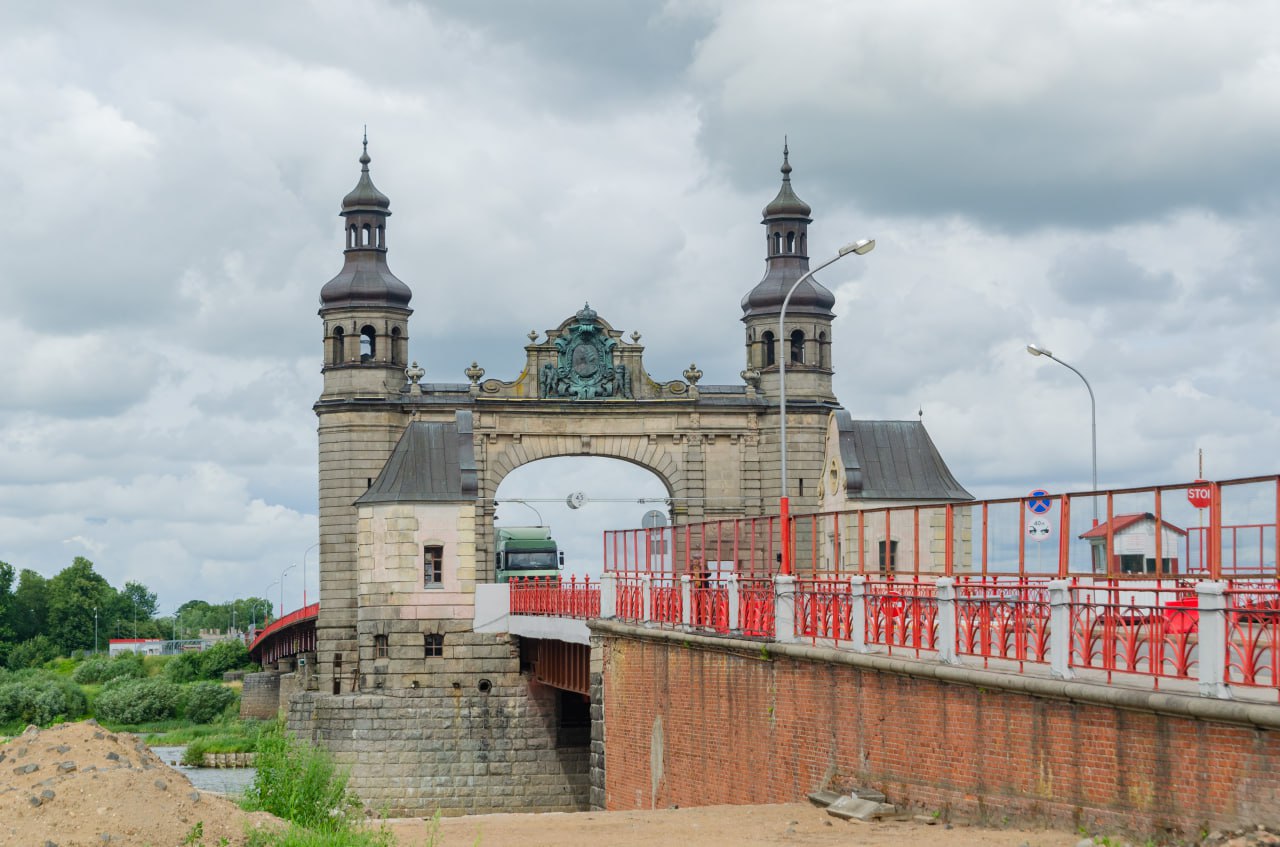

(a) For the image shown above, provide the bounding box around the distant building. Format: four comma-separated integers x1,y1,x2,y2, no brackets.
108,638,165,656
1080,512,1187,574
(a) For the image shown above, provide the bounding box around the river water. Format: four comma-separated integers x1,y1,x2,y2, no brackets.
151,745,257,797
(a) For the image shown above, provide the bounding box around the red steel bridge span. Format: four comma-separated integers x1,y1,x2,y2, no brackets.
248,602,318,668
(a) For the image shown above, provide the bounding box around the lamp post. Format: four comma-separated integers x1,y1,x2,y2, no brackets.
1027,344,1098,522
279,564,295,618
302,542,319,609
265,581,279,624
94,607,98,655
778,239,875,575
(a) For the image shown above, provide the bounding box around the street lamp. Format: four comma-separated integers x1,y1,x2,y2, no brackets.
778,238,875,575
280,563,296,618
1027,344,1098,522
265,581,279,624
302,542,319,609
93,607,98,655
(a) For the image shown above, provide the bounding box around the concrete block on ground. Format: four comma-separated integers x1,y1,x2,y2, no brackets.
826,796,897,822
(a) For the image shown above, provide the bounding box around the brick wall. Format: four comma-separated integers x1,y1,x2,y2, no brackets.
597,624,1280,838
287,643,590,816
240,671,281,720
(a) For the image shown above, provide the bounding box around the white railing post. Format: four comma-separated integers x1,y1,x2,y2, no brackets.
1047,579,1075,680
680,574,693,628
599,572,617,619
640,574,652,623
726,573,741,632
774,574,798,644
1196,581,1232,699
935,577,959,665
849,576,868,653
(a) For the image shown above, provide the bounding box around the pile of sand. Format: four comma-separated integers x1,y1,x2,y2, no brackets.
0,720,278,847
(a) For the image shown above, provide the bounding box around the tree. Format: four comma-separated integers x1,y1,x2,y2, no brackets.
120,580,159,627
11,570,49,643
0,561,16,646
46,557,113,654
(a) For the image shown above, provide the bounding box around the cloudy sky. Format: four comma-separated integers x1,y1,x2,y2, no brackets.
2,0,1277,613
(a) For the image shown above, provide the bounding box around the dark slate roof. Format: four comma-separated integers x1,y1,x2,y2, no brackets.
355,411,476,505
834,412,973,501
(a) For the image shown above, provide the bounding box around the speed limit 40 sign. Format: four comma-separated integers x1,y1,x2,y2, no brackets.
1187,480,1213,510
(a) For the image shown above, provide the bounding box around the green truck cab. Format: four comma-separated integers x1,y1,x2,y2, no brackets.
495,526,564,583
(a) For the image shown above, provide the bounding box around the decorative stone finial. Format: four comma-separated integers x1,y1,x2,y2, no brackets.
404,361,425,384
740,366,761,388
576,302,598,324
683,363,703,385
464,362,486,384
528,330,539,342
630,331,641,343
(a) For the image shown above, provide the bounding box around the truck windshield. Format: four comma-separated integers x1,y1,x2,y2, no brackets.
505,551,558,570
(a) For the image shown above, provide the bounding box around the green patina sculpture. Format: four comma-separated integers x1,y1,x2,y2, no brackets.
540,303,632,400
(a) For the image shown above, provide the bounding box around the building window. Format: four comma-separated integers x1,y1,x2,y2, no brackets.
425,633,444,658
878,540,898,573
359,325,376,362
762,331,776,367
790,330,804,364
374,634,388,659
1119,553,1149,574
332,326,345,365
424,545,443,587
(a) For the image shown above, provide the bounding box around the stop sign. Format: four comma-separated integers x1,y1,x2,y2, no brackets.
1187,480,1213,510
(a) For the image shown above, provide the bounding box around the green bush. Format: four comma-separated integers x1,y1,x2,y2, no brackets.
242,723,359,831
94,678,182,724
7,636,58,670
73,652,147,685
199,640,251,679
184,681,238,724
163,651,202,683
0,675,88,725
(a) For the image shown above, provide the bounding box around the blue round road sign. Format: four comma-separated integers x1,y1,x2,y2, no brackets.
1026,490,1052,514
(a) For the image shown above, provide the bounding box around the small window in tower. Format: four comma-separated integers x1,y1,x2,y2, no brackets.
424,633,444,658
762,331,776,367
347,225,356,249
360,325,376,362
362,224,371,246
773,232,783,255
374,634,388,659
790,330,805,364
424,545,444,588
800,233,807,254
818,331,828,369
377,225,385,248
879,540,899,573
786,231,796,253
332,326,346,365
390,327,402,365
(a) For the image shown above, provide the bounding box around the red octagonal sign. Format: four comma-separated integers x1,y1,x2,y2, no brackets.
1187,480,1213,510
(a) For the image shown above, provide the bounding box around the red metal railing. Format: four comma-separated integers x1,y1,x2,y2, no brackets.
739,578,775,637
509,576,600,619
1067,581,1198,686
863,579,938,655
649,577,683,629
795,579,859,644
955,579,1051,670
616,575,644,622
603,474,1279,583
690,580,730,633
1225,587,1279,696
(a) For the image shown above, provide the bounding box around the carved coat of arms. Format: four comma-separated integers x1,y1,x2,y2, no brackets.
539,304,632,399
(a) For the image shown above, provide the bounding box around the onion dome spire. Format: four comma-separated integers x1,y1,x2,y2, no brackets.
762,138,812,219
320,132,411,309
741,140,834,319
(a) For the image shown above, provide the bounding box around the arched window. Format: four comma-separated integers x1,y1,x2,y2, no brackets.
347,226,356,249
790,330,804,364
799,233,807,255
390,326,402,365
786,231,795,254
377,225,385,248
773,232,782,255
818,331,828,369
762,330,776,367
332,326,345,364
362,224,371,246
360,325,376,362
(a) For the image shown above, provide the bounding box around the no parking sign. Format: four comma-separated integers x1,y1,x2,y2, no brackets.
1025,490,1052,514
